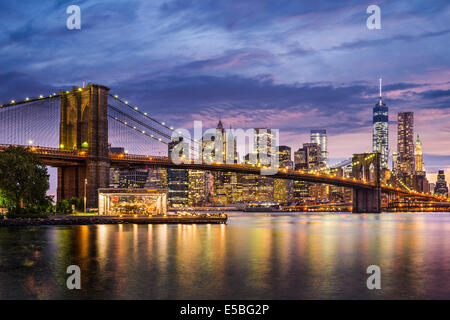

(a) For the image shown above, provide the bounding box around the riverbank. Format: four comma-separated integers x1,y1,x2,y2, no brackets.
0,214,227,226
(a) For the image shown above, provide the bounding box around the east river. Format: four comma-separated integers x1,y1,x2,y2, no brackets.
1,212,450,299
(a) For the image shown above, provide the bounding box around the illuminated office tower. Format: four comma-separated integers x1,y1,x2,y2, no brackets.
392,151,399,173
434,170,448,196
415,135,425,173
310,129,327,167
188,170,206,206
239,128,275,202
373,78,389,168
293,143,321,202
413,135,429,193
397,112,415,187
209,121,241,204
167,137,189,207
145,167,167,189
274,146,293,203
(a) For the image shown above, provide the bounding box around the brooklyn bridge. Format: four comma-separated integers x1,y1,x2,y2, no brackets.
0,84,447,213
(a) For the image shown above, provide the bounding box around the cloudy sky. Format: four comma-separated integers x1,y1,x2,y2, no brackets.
1,0,449,183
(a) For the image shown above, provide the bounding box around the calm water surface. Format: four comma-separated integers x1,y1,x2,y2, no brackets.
1,212,450,299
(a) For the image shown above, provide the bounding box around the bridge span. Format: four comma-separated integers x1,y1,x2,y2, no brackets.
1,83,447,213
0,144,445,210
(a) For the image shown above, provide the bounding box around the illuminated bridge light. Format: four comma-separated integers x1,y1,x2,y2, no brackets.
162,122,165,125
125,101,128,104
114,95,118,98
134,107,138,110
144,112,147,115
11,100,15,104
25,97,29,101
39,95,43,98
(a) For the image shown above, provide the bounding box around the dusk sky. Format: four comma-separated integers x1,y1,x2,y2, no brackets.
1,0,450,184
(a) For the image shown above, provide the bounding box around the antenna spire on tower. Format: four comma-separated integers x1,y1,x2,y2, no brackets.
379,77,382,98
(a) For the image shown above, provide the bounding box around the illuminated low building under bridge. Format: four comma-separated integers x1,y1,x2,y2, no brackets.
98,188,167,215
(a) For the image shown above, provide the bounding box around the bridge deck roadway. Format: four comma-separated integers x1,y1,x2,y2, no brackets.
0,145,446,202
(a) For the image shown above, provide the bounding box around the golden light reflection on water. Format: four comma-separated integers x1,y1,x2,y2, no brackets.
1,213,450,299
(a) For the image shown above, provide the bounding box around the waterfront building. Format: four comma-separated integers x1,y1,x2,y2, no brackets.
434,170,448,196
167,137,189,207
373,78,389,168
397,112,415,187
310,129,327,167
188,170,207,206
98,188,167,215
145,167,167,189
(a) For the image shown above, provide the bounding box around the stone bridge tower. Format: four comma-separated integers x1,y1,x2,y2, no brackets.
57,84,110,209
352,152,381,213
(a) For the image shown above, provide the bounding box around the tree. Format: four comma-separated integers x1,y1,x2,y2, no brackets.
0,146,50,210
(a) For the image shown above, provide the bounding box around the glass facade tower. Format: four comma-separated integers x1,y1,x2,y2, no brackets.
372,78,389,168
310,129,327,166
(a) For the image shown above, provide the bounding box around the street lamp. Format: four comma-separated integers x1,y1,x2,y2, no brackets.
84,178,87,213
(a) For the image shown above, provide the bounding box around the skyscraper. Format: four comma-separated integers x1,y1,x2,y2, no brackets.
373,78,389,168
434,170,448,196
167,137,189,207
415,135,424,173
413,134,429,193
274,146,293,203
310,129,327,166
397,112,415,187
293,143,321,202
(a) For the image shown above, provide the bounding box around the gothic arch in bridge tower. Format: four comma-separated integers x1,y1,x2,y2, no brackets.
57,84,110,208
352,152,381,213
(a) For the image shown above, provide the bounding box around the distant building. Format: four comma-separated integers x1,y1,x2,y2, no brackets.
392,151,399,173
293,143,321,202
373,78,389,168
210,121,241,204
415,135,425,173
310,129,327,166
274,146,293,204
109,146,149,189
167,137,189,207
397,112,415,187
434,170,448,196
413,135,429,193
188,170,206,206
145,167,167,189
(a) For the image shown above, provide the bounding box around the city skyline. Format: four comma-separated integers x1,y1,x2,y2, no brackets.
0,1,449,184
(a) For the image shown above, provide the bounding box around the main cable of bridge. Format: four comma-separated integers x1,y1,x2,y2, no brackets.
108,115,168,145
0,94,59,109
108,105,172,141
109,94,201,149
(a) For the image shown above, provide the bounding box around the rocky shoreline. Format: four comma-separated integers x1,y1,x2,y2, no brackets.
0,215,228,227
